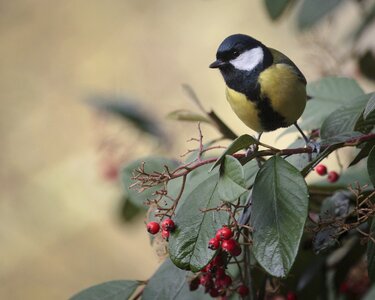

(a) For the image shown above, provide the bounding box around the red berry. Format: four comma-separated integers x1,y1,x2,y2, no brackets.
218,227,233,240
286,291,297,300
211,255,224,267
315,164,327,176
146,222,160,234
215,267,226,279
327,171,339,183
216,274,232,288
230,245,242,257
161,229,170,240
200,274,213,288
221,238,237,253
209,287,220,297
237,284,249,297
189,277,200,291
161,218,176,232
209,237,221,250
339,282,349,294
204,262,217,274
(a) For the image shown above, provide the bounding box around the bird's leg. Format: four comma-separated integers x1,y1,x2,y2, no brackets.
246,132,263,167
294,122,320,161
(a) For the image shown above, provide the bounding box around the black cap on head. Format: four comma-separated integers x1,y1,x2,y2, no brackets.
209,34,264,69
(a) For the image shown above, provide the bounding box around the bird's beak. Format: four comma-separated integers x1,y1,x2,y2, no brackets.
209,59,226,69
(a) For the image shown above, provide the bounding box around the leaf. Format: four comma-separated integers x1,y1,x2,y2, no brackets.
297,0,344,30
169,172,229,272
349,140,375,167
218,156,248,201
166,109,212,123
243,160,259,188
119,196,145,222
70,280,140,300
264,0,292,20
87,96,166,141
359,50,375,81
142,258,211,300
364,93,375,119
320,93,373,140
367,218,375,283
298,77,364,131
121,157,179,208
364,285,375,300
210,134,258,171
368,146,375,187
320,132,365,147
250,156,309,277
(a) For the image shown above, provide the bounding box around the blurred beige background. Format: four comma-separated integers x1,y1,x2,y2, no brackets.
0,1,369,299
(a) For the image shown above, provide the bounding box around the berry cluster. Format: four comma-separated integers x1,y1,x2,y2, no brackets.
315,164,340,183
190,252,249,298
146,218,175,240
208,226,242,257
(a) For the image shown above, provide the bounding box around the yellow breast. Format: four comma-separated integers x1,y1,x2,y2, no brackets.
258,64,306,126
225,87,263,132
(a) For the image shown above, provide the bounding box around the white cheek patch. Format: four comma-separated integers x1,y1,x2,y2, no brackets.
230,47,264,71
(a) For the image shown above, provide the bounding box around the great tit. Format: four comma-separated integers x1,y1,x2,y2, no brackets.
209,34,307,141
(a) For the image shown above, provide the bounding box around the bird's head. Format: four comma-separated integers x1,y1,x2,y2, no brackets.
209,34,271,73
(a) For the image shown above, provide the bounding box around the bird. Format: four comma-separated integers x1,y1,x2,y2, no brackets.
209,34,308,143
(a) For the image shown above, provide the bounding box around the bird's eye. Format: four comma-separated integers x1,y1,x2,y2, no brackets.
232,50,239,57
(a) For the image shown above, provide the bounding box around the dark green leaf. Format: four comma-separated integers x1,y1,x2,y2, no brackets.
367,218,375,283
320,94,371,139
264,0,292,20
364,285,375,300
349,140,375,167
121,157,179,208
218,156,247,201
142,258,211,300
320,132,364,146
169,172,229,272
359,50,375,81
364,93,375,119
251,156,309,277
243,160,259,188
210,134,257,171
119,196,145,222
297,77,364,131
297,0,344,30
166,109,212,123
70,280,140,300
368,146,375,187
87,96,166,141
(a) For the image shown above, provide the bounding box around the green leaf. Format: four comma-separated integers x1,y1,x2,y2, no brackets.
298,77,364,131
169,172,229,272
264,0,292,20
349,140,375,167
359,50,375,81
367,218,375,283
320,94,372,139
243,160,259,188
166,109,212,123
142,258,211,300
368,146,375,187
250,156,309,277
297,0,344,30
364,93,375,120
210,134,257,171
121,157,179,208
320,132,364,147
70,280,140,300
218,156,248,201
119,196,145,222
364,285,375,300
87,97,166,141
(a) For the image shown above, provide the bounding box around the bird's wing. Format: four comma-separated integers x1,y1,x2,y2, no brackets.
269,48,307,85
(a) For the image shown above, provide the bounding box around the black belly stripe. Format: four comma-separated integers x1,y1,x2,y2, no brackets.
254,96,287,131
